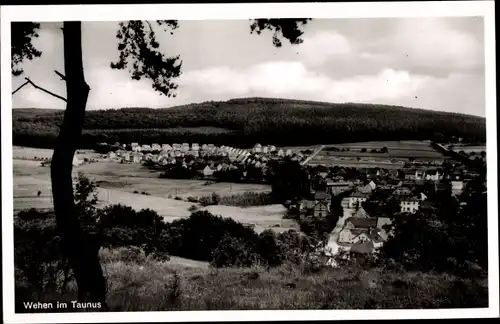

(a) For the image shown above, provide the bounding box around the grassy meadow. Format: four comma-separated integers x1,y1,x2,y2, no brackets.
16,247,488,312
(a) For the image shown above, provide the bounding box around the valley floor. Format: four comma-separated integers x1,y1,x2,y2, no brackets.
12,150,298,234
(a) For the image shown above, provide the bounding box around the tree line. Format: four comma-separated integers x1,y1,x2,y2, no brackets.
13,98,486,149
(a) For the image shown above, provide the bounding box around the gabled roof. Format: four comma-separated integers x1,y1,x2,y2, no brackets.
318,172,329,178
420,200,437,210
393,187,412,195
302,200,316,209
369,228,388,243
346,217,377,229
351,191,370,199
353,207,370,219
400,196,420,202
350,241,375,254
435,182,449,190
376,217,392,229
314,191,329,200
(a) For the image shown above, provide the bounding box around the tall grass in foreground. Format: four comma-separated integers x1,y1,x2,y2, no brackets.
16,247,488,312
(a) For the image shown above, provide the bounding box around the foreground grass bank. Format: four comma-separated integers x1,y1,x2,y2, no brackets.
16,247,488,312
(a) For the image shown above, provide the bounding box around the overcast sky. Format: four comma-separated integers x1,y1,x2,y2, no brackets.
12,17,485,117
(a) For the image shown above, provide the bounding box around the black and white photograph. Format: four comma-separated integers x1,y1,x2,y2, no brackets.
1,1,498,322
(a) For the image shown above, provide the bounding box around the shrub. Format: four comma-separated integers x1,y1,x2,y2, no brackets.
73,173,98,225
218,192,276,207
211,192,221,205
174,196,182,200
198,193,221,207
188,205,198,212
186,196,198,203
210,235,262,268
257,230,283,267
14,210,68,296
164,211,260,263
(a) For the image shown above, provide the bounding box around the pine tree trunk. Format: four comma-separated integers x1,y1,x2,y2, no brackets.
50,21,107,308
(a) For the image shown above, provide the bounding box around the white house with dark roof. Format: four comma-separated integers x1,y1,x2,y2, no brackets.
338,217,377,244
130,152,141,163
131,143,141,151
346,191,370,208
392,187,412,197
181,143,190,152
400,197,420,213
425,169,443,181
451,180,465,197
300,191,331,217
253,143,262,153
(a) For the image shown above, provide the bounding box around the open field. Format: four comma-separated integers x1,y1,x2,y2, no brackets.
13,148,292,233
449,144,486,154
308,157,406,169
13,146,102,160
299,141,447,168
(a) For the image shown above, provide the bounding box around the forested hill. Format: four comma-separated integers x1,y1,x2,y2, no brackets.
12,97,486,149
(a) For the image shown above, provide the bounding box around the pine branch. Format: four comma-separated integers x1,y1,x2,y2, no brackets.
54,70,67,81
24,77,67,102
12,80,30,95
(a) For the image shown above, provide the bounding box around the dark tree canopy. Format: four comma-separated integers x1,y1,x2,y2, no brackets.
11,22,42,76
250,18,312,47
110,20,182,97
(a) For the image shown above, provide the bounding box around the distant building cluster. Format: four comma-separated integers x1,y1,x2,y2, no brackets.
103,142,307,181
108,142,254,164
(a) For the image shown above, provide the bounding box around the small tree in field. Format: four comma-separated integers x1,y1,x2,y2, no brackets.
12,18,312,306
74,172,99,224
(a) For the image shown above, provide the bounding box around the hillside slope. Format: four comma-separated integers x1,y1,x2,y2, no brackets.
12,97,486,149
